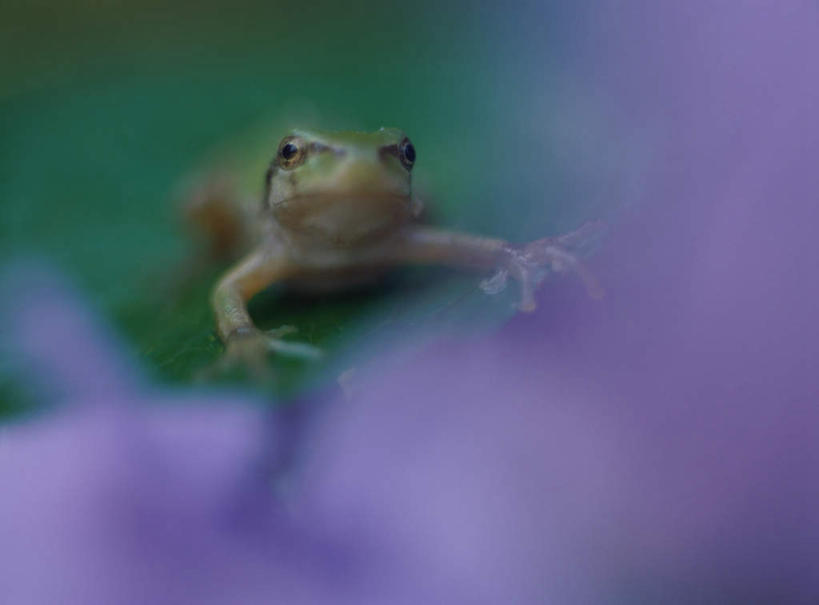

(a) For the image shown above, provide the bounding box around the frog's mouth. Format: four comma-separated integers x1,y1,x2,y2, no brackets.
272,192,413,246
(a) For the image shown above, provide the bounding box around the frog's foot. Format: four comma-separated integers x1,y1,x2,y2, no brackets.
522,239,604,303
489,227,604,312
201,326,323,383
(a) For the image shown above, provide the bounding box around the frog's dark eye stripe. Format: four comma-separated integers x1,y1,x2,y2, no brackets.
379,144,398,158
265,136,338,204
263,163,277,207
380,137,415,171
308,141,335,154
275,136,340,171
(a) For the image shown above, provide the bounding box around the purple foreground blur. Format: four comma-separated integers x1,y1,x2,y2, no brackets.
2,2,819,603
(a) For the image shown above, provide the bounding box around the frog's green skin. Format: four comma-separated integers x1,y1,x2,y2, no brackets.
185,127,599,372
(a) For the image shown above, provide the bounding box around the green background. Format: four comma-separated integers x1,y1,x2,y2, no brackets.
0,1,626,416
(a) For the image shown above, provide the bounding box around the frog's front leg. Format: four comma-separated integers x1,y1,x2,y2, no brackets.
393,225,603,312
210,247,321,378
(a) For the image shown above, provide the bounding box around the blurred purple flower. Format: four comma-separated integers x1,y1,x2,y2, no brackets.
299,4,819,600
2,2,819,604
0,267,308,604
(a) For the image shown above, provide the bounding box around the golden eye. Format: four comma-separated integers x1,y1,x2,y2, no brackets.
399,138,416,170
277,136,305,168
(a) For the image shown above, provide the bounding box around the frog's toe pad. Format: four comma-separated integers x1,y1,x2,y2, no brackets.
480,269,509,296
263,334,323,361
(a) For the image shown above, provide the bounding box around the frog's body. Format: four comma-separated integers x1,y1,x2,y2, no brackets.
184,127,600,372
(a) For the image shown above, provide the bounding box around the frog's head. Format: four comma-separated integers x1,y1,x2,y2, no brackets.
265,128,416,246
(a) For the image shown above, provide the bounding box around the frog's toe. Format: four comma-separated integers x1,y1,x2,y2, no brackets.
265,324,298,338
517,239,605,302
479,268,509,296
262,331,323,361
479,255,538,312
197,327,321,384
261,326,323,359
517,290,537,313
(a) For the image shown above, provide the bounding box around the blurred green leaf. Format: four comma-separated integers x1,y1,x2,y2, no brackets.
1,0,610,416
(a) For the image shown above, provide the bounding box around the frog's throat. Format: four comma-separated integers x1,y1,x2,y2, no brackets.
272,192,414,247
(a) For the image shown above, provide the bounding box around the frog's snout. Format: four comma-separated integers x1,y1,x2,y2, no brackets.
330,155,409,197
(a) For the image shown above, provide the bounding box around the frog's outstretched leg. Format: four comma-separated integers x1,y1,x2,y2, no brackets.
394,224,603,312
207,248,321,380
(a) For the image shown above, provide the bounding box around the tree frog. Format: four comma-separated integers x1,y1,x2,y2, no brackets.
184,127,601,374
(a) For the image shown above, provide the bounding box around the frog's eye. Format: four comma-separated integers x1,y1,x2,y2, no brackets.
399,138,416,170
282,142,298,159
277,136,306,169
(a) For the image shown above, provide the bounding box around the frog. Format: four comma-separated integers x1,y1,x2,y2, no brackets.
183,127,602,376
